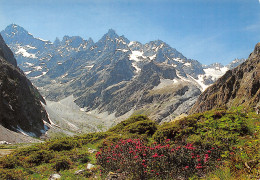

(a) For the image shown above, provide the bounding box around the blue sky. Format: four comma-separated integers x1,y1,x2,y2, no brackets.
0,0,260,65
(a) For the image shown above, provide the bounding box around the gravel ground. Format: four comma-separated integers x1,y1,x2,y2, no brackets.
0,125,42,144
44,95,115,134
0,149,14,157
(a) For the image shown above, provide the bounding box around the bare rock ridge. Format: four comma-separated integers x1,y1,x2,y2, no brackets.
0,34,49,137
190,43,260,113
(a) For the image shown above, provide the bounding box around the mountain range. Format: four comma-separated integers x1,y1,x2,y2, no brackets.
0,24,246,128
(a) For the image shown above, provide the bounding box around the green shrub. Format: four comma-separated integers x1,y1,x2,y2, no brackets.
79,155,90,164
48,139,78,151
125,120,157,136
0,155,19,169
79,132,109,144
107,115,157,138
0,168,31,179
108,115,151,133
51,156,72,172
152,117,198,143
102,133,122,147
69,149,90,163
26,149,54,166
15,145,40,156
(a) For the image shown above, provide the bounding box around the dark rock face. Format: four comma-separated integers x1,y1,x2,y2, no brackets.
0,34,49,137
0,35,17,67
190,43,260,114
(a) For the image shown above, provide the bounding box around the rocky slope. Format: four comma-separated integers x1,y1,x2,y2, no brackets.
1,24,246,124
190,43,260,113
0,34,50,138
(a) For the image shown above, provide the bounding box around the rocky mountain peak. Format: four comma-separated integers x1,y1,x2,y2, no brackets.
1,24,52,51
148,40,165,46
87,37,94,44
53,37,61,46
253,42,260,55
61,35,85,48
102,29,119,40
226,58,246,69
4,24,29,37
107,29,117,36
129,41,143,51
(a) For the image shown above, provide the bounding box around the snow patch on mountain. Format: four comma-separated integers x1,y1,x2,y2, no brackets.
128,41,135,46
149,54,157,60
116,49,129,52
190,75,209,91
204,66,228,81
184,62,192,67
24,62,34,67
33,71,47,79
16,46,36,58
129,50,144,61
85,65,94,69
34,66,42,71
61,73,68,78
24,71,32,75
26,45,36,49
173,58,184,63
16,126,37,137
36,37,51,43
152,79,178,90
132,62,141,73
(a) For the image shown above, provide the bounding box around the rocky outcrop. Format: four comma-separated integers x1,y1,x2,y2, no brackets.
0,34,49,137
190,43,260,113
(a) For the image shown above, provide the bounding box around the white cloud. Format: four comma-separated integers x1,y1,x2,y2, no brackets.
245,23,260,31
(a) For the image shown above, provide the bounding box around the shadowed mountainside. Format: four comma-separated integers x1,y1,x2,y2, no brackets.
0,34,49,138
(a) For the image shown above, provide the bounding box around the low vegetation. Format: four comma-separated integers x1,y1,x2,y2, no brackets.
0,108,259,179
97,139,222,179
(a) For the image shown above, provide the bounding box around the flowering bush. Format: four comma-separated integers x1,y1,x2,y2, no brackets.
96,139,221,179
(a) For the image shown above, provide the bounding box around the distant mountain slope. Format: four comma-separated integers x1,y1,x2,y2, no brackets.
0,34,50,138
1,24,246,123
190,43,260,113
